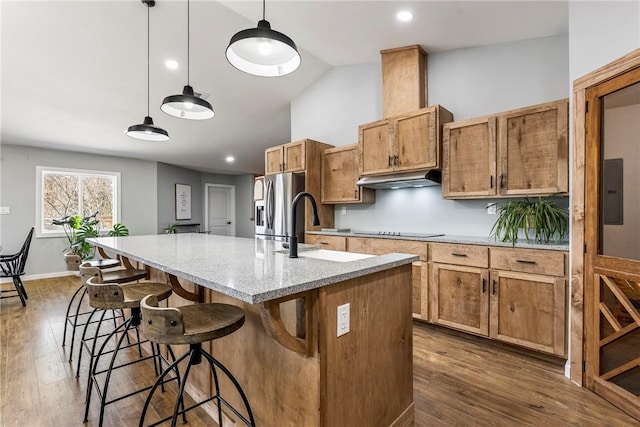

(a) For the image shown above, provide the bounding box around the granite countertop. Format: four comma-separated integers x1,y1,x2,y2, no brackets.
306,230,569,251
88,234,418,304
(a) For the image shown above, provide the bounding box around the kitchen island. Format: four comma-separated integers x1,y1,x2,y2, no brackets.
89,233,418,427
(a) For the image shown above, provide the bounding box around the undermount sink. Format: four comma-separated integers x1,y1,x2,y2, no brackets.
294,249,375,262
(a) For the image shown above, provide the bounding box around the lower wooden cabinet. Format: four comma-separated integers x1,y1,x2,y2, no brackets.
304,234,347,250
430,244,567,357
431,263,489,335
489,270,566,356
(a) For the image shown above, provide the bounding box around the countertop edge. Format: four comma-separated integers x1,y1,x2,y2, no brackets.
89,238,418,304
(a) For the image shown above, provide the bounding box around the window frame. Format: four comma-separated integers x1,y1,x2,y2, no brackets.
35,166,122,238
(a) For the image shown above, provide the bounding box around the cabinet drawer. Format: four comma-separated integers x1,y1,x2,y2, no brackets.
490,248,566,277
431,243,488,268
305,234,347,251
347,237,428,261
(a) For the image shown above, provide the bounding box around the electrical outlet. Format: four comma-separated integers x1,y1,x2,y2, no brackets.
487,203,496,215
337,303,350,337
341,206,347,216
0,207,10,215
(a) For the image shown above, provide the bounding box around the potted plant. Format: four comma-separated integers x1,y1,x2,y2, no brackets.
490,196,569,244
52,212,129,269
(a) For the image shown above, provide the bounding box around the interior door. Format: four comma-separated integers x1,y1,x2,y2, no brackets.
585,67,640,419
207,185,235,236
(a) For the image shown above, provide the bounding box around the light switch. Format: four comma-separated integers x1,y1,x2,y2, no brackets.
337,303,350,337
0,207,10,215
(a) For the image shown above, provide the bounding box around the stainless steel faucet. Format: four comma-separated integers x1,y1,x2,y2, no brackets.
289,192,320,258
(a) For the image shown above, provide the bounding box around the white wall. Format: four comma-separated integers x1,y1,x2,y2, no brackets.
0,144,158,276
157,163,203,234
569,1,640,81
292,35,569,236
602,103,640,259
291,62,382,145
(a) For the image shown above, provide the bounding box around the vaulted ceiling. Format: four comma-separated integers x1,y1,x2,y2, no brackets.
1,1,568,175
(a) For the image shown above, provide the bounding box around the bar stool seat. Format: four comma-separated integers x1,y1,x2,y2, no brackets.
139,295,255,427
87,258,120,269
83,275,174,426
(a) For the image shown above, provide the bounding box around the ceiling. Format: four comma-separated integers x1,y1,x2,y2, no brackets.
1,1,568,175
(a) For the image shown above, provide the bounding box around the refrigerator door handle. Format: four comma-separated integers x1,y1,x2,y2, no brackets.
265,180,274,230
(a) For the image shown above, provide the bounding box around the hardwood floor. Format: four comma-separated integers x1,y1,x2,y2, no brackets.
1,276,638,426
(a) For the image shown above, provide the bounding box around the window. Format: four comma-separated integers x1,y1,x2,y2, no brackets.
36,166,121,237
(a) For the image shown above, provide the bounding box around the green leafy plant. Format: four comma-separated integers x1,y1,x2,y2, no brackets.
108,223,129,237
52,212,129,259
490,196,569,244
165,223,179,234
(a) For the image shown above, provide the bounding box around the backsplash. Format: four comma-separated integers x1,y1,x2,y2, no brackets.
333,186,569,238
333,186,497,236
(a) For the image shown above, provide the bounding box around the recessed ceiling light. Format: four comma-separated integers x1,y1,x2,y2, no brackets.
225,156,235,163
165,59,179,70
396,10,414,22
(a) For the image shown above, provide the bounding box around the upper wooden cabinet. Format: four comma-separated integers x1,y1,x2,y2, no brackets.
358,105,454,176
381,45,427,118
442,99,569,199
321,145,374,204
264,139,335,232
265,140,308,174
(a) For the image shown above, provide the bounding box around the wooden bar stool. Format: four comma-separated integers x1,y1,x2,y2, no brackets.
64,259,146,364
139,294,256,427
61,252,122,355
83,274,174,427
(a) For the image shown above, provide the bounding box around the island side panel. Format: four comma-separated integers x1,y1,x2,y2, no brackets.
319,264,414,427
207,290,322,427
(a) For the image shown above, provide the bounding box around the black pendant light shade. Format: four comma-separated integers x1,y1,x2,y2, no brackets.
127,116,169,141
226,1,301,77
161,86,214,120
128,0,169,141
162,0,214,120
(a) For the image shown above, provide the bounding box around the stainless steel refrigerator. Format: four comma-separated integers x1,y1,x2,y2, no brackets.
255,172,305,241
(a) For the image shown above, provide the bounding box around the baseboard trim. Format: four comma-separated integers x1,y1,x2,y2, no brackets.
0,270,76,284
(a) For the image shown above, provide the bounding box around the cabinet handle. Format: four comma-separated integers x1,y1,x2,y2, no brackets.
394,155,399,165
451,253,468,257
279,163,283,171
354,189,358,199
482,278,487,293
490,175,494,189
492,279,497,295
516,259,537,265
500,174,505,189
320,242,329,245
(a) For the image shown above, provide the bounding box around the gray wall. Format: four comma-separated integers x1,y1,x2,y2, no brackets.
291,35,570,237
200,172,255,239
0,144,158,276
157,162,203,233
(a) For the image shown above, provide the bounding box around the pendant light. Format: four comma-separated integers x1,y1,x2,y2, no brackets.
161,0,214,120
225,0,301,77
127,0,169,141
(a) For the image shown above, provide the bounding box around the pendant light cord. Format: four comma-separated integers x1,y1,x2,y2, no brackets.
187,0,190,85
146,3,150,117
262,0,265,20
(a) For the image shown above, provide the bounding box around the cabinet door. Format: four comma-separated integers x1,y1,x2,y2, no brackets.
489,270,566,356
321,145,360,203
394,108,438,171
412,261,428,320
442,116,497,199
283,140,306,172
358,119,393,175
497,99,568,196
265,146,284,174
431,263,489,336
